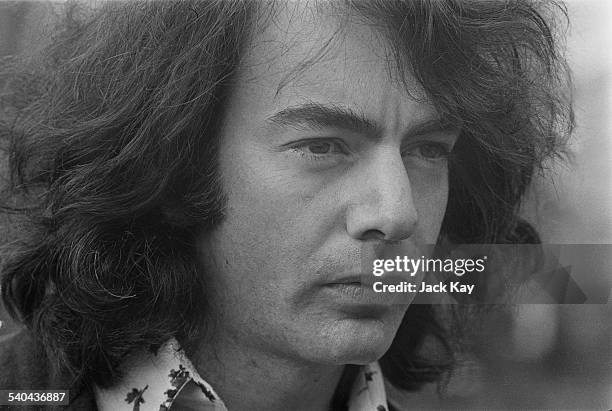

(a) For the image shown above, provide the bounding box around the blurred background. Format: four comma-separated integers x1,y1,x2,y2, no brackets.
0,0,610,409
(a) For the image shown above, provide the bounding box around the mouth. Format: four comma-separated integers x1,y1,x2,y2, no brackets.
325,272,408,288
319,270,416,310
326,275,368,287
324,273,367,288
321,275,389,308
319,282,395,318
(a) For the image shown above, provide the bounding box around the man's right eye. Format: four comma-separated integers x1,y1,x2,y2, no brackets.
289,139,349,160
305,141,334,154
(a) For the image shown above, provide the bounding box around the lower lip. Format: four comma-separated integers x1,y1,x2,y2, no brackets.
321,282,394,309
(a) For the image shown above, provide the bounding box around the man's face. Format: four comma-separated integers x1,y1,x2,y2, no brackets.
197,5,459,365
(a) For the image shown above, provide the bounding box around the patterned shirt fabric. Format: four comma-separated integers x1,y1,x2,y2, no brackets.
94,338,389,411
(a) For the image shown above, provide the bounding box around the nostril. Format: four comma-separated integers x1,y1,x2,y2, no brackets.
361,229,385,241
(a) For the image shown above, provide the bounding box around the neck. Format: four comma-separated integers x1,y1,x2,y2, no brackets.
188,332,346,411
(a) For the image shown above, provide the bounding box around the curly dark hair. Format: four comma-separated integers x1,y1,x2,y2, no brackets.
1,0,572,395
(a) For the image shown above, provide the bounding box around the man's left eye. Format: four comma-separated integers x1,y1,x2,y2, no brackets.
404,142,451,160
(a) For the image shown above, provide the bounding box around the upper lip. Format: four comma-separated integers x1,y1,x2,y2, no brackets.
326,272,411,287
325,274,375,287
328,276,361,284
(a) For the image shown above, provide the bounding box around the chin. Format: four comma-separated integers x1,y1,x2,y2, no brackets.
312,316,400,365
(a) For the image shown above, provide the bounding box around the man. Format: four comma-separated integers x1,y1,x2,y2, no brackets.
0,0,572,410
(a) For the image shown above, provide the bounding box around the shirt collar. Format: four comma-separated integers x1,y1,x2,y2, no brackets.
94,338,389,411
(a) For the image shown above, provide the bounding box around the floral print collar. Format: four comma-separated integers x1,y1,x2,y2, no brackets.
94,338,389,411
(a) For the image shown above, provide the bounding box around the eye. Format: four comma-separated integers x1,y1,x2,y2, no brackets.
289,139,348,160
304,141,336,154
403,142,452,161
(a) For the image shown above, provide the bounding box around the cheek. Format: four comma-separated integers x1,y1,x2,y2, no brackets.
211,148,309,275
411,170,449,240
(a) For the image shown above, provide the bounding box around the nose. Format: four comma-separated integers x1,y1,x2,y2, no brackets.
346,148,418,242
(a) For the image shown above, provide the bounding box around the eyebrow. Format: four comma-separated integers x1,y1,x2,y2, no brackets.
265,102,457,140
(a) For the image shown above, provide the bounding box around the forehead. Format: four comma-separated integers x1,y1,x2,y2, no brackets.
227,2,437,131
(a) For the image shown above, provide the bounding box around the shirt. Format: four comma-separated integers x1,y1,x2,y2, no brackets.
94,338,390,411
